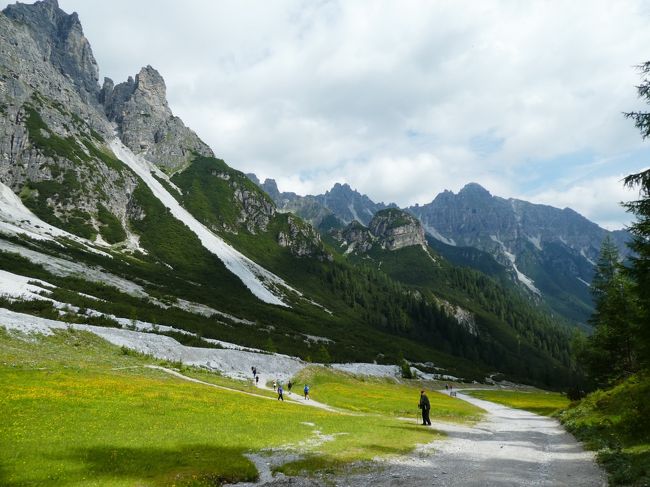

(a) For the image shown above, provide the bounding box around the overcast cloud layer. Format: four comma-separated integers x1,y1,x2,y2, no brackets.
7,0,650,229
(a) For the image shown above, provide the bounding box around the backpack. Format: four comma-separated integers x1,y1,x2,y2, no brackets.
304,385,309,393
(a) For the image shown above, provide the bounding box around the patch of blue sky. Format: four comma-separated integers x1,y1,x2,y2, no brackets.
517,146,650,194
469,130,505,158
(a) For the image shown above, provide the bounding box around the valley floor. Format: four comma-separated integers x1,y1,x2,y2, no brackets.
297,393,607,487
1,318,606,486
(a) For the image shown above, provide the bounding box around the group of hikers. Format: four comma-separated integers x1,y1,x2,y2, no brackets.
251,366,310,402
252,366,454,423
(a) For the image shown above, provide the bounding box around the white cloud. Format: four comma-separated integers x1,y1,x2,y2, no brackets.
526,174,645,230
5,0,650,229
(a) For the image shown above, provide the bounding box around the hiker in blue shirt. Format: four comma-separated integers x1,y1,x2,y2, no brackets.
277,384,284,401
304,384,310,400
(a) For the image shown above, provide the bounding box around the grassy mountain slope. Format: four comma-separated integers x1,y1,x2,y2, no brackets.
558,373,650,485
337,237,576,387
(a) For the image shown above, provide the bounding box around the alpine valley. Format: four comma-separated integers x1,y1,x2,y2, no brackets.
0,0,627,389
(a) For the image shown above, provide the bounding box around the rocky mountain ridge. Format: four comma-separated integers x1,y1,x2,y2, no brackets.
251,178,629,324
0,0,585,388
334,208,426,254
249,176,395,227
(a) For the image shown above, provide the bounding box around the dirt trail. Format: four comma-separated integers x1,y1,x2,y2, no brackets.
253,372,340,412
149,366,606,486
322,391,607,486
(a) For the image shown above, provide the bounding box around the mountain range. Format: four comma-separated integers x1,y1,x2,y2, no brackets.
249,176,629,326
0,0,621,388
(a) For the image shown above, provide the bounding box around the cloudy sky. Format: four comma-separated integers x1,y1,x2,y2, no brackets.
10,0,650,229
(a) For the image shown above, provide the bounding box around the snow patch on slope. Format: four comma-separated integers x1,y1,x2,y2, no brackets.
348,203,361,223
109,139,295,307
0,182,109,256
527,234,542,251
0,269,53,301
423,223,456,246
490,235,540,295
0,308,304,381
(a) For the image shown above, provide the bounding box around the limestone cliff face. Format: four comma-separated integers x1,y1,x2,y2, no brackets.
334,208,425,254
3,0,100,103
338,220,374,254
0,2,137,244
277,214,330,260
100,66,213,173
369,208,425,251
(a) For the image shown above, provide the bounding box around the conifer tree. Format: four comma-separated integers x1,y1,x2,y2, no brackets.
623,61,650,366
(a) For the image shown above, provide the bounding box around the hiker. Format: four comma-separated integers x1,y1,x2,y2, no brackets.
273,380,277,391
445,383,449,391
304,384,310,400
252,366,257,377
277,384,284,401
255,375,259,386
288,381,293,394
418,390,432,426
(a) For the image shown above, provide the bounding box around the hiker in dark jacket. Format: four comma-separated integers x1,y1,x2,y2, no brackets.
418,390,432,425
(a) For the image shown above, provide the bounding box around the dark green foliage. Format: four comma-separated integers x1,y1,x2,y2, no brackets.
400,359,413,379
172,155,271,230
314,344,332,364
426,235,510,280
558,373,650,486
97,205,126,244
0,296,60,320
577,239,641,385
20,172,96,239
264,337,277,353
79,137,125,173
371,208,412,227
361,244,575,382
24,105,91,164
622,169,650,365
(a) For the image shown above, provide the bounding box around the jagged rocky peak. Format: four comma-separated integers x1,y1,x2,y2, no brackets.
261,178,281,201
459,182,491,196
3,0,99,102
101,65,213,172
369,208,425,251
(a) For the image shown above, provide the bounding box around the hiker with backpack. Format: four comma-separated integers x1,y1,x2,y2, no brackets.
277,384,284,401
303,384,310,400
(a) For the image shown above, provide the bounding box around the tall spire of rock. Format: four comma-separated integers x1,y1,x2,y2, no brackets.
100,65,214,172
3,0,100,101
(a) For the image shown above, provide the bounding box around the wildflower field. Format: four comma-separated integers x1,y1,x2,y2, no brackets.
292,366,482,421
0,328,480,486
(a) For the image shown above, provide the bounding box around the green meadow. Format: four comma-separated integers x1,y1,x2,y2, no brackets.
0,328,483,486
464,389,570,416
292,366,482,422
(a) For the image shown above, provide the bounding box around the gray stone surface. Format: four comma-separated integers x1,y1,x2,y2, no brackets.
101,65,213,172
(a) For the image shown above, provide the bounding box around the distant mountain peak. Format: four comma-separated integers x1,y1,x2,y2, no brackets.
459,182,491,196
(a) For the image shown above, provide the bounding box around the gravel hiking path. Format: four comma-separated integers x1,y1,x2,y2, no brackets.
247,391,607,486
253,372,340,413
148,366,339,412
